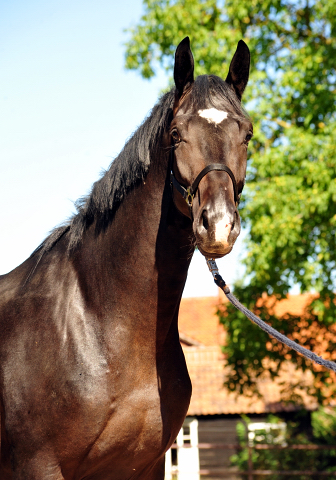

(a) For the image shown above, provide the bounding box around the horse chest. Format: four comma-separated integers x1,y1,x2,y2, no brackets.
77,366,191,479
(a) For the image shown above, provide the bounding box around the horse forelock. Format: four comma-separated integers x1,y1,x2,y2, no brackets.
190,75,249,119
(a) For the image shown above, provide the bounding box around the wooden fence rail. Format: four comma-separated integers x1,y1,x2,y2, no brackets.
169,443,336,478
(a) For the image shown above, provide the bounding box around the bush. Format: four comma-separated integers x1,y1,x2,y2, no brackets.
231,410,336,480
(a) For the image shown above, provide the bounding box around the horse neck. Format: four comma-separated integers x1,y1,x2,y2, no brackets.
72,156,194,343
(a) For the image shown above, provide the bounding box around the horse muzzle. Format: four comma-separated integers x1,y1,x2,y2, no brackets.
169,146,242,257
194,204,241,258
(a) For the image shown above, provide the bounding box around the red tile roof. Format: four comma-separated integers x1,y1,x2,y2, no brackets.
178,292,325,416
184,345,317,416
178,295,226,346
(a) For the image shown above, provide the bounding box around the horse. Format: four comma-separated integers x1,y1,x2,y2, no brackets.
0,37,252,479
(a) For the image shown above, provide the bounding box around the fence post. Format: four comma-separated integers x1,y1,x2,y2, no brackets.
247,444,253,480
243,420,253,480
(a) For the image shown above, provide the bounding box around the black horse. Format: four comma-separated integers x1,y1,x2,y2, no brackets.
0,37,252,479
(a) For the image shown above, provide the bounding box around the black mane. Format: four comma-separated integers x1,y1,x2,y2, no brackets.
32,75,248,260
32,89,175,259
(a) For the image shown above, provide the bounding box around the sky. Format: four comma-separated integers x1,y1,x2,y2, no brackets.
0,0,246,297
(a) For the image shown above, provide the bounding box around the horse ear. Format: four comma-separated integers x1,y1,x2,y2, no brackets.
174,37,194,99
225,40,250,101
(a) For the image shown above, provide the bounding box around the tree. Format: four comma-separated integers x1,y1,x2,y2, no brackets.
124,0,336,403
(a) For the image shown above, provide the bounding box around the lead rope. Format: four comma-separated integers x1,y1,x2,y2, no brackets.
206,258,336,373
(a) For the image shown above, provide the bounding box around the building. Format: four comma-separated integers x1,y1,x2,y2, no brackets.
165,291,329,479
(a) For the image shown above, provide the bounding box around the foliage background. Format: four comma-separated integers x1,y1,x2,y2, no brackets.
124,0,336,403
231,408,336,478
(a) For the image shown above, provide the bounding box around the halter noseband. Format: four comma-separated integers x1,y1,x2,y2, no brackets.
169,146,240,209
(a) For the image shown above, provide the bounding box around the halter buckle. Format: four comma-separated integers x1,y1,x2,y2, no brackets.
186,188,194,207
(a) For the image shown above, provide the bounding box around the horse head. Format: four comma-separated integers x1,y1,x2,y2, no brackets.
170,37,252,258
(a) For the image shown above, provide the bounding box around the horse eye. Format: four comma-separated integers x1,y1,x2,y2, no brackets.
171,129,180,144
244,133,253,144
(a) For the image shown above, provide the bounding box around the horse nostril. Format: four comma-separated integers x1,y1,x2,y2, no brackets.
232,210,239,231
202,210,209,231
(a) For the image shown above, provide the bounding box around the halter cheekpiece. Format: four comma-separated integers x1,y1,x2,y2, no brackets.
169,146,240,209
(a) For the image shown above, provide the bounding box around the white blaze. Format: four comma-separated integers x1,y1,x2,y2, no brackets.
214,215,232,244
198,108,228,125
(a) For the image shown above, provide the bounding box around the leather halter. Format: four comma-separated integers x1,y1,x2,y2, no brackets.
169,146,240,209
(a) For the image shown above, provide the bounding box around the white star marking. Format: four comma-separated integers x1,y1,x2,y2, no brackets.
198,108,228,125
